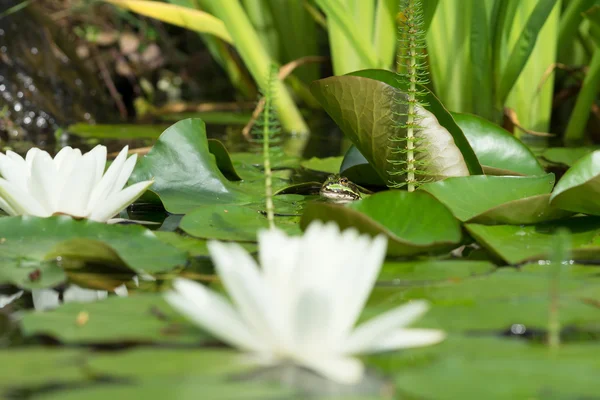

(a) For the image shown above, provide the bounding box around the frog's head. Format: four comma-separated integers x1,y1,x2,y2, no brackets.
319,174,361,203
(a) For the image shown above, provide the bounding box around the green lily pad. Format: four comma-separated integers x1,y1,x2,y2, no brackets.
180,204,301,242
421,174,556,222
20,294,206,344
340,146,387,187
371,336,600,399
300,156,343,174
130,119,254,214
541,146,600,167
551,150,600,215
0,349,85,387
378,260,496,283
452,112,545,176
310,70,482,186
154,232,257,257
467,194,573,225
300,191,462,256
208,139,243,181
0,216,186,288
465,217,600,264
68,124,168,139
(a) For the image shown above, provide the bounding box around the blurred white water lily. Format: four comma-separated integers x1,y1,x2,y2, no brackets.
32,284,129,311
165,221,445,384
0,145,153,222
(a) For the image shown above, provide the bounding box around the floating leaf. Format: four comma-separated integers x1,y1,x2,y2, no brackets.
421,174,556,222
300,156,343,174
180,204,301,242
0,216,186,288
465,217,600,264
20,294,205,344
300,191,462,256
130,119,254,213
340,145,387,187
310,69,482,185
452,112,545,176
551,150,600,215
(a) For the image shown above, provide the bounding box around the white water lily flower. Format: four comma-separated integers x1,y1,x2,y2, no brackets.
32,284,129,311
0,145,153,222
165,221,445,384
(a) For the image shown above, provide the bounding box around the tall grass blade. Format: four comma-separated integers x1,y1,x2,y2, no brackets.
564,43,600,145
105,0,233,43
497,0,559,106
374,0,400,69
470,1,494,120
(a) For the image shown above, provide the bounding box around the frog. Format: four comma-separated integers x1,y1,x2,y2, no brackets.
319,174,363,203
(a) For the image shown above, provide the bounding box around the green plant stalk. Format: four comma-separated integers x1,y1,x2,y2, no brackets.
557,0,596,59
263,90,275,229
564,48,600,145
207,0,308,133
407,36,417,192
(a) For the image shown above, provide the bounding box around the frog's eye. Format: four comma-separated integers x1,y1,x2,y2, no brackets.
340,177,348,183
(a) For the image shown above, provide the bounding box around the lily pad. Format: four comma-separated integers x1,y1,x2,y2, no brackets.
20,294,206,344
154,231,257,257
0,349,85,387
68,124,168,139
300,156,343,174
465,217,600,264
421,174,556,222
300,191,462,256
541,146,600,167
378,260,495,284
372,337,600,399
180,204,301,242
551,150,600,215
130,119,253,213
467,194,573,225
452,112,545,176
340,146,387,187
208,139,243,181
310,69,482,185
0,216,186,288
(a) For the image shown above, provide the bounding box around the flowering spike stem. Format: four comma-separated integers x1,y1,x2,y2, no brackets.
388,0,430,191
263,68,275,229
252,64,281,229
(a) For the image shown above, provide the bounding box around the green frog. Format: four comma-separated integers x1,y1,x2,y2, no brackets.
319,174,363,203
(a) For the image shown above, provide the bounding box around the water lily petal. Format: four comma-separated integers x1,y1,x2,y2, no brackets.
63,285,108,303
53,146,74,170
362,328,446,353
208,240,278,343
88,180,153,222
29,150,58,213
0,291,23,308
343,300,430,354
165,278,265,352
0,151,28,190
0,195,17,215
88,146,129,210
57,151,97,217
31,289,60,311
0,178,50,216
88,145,108,186
110,154,138,196
294,355,365,385
333,233,387,338
292,289,332,353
